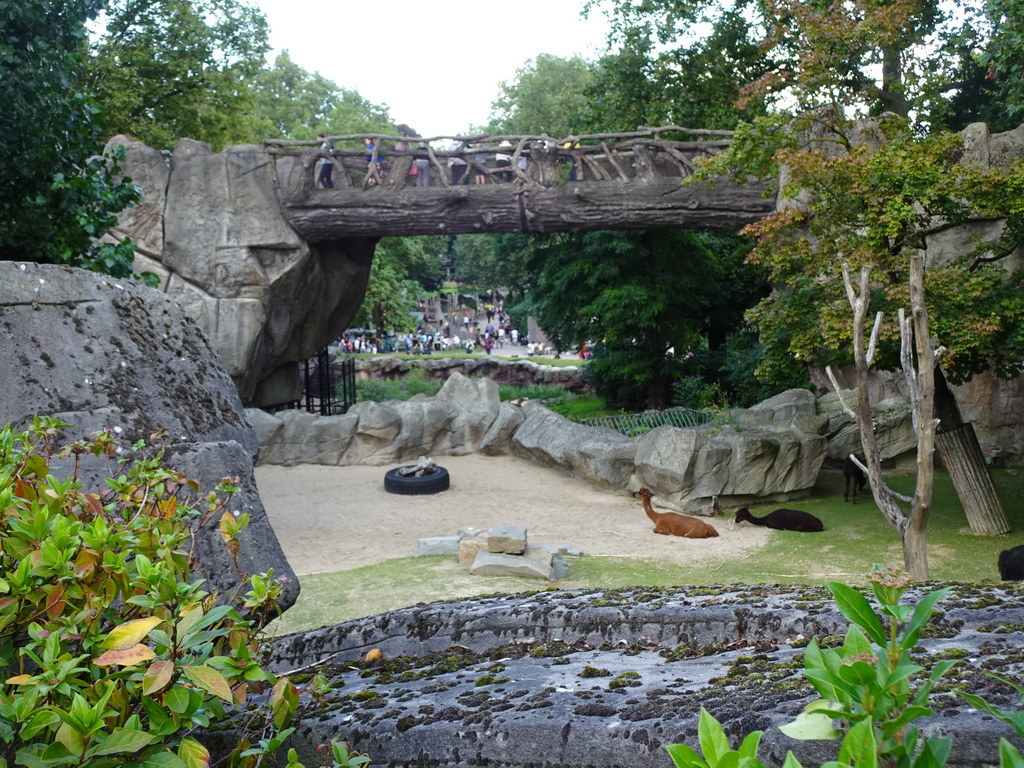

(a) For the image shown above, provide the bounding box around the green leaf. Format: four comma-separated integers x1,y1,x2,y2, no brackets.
828,583,886,646
804,668,859,702
91,729,156,755
837,719,878,768
999,738,1024,768
165,686,191,715
139,751,190,768
182,665,233,704
900,587,950,647
666,743,707,768
780,712,841,741
737,730,763,759
101,616,163,650
19,709,60,740
178,737,210,768
780,752,804,768
841,625,873,658
698,707,731,766
882,662,923,690
838,660,877,687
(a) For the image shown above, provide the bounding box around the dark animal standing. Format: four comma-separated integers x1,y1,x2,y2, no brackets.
998,545,1024,580
634,488,719,538
735,507,824,532
843,454,867,503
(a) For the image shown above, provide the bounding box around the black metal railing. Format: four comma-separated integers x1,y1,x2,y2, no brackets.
301,349,356,415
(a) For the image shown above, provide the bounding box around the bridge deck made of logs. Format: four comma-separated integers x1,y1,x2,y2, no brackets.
265,127,777,240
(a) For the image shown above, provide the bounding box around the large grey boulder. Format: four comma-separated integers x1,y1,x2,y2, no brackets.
0,262,298,611
633,422,827,512
511,401,637,489
433,373,502,454
111,136,376,408
265,584,1024,768
817,388,917,464
249,373,509,466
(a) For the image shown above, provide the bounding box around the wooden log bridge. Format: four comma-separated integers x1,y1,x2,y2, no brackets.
265,127,776,240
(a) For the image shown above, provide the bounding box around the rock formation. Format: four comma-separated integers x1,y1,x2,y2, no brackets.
353,354,588,392
249,378,828,510
111,136,375,408
264,583,1024,768
0,262,298,612
109,127,1024,455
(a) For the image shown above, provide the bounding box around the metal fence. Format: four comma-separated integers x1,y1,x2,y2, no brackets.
301,349,356,415
580,407,714,437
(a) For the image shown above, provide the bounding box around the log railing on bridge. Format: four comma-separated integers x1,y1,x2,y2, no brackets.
263,126,735,191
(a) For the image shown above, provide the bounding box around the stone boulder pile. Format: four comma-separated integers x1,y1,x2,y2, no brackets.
417,525,573,580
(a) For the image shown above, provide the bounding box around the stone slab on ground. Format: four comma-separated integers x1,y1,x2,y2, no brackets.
458,530,489,565
415,536,461,556
470,545,554,579
488,525,528,554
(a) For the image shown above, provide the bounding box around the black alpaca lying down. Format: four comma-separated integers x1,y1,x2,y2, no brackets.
735,507,824,532
998,545,1024,580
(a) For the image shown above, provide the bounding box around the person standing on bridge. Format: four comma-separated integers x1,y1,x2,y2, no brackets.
364,137,381,185
470,144,487,185
316,134,334,189
413,142,431,187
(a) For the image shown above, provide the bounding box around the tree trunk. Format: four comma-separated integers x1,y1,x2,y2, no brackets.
935,422,1010,535
932,369,1010,535
279,179,774,240
905,254,936,581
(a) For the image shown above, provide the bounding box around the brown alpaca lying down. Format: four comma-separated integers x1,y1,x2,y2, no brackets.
634,488,719,538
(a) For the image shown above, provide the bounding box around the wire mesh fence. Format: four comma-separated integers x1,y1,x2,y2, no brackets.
580,407,715,437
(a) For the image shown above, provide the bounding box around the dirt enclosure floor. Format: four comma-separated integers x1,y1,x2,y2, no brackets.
255,454,770,577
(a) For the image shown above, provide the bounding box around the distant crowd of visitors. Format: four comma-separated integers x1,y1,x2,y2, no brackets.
334,304,550,358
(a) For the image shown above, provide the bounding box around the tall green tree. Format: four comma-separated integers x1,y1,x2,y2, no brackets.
529,229,735,410
487,54,593,137
583,4,772,131
699,87,1024,581
247,51,396,141
592,0,1023,132
354,237,446,333
84,0,270,150
0,0,140,276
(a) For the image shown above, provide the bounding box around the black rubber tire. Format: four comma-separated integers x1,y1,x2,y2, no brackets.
384,466,450,495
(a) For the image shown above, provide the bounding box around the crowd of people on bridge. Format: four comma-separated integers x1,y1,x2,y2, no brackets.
315,136,582,189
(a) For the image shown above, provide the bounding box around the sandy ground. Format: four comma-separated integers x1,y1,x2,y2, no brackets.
255,454,770,576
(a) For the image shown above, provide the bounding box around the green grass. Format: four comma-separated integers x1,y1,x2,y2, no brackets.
267,467,1024,637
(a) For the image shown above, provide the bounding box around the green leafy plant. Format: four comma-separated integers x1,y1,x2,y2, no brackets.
0,417,364,768
666,564,999,768
777,566,955,768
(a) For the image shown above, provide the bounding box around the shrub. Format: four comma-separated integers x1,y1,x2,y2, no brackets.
0,418,365,768
355,368,441,402
672,376,730,410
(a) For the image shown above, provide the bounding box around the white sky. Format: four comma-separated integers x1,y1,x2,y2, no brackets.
253,0,614,138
